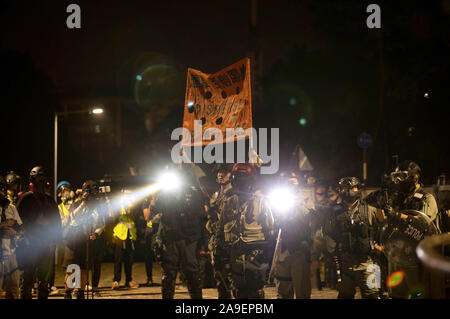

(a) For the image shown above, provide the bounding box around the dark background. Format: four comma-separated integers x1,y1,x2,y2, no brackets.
0,0,449,187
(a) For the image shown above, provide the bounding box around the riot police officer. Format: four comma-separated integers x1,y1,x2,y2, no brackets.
221,163,275,299
364,160,439,298
314,177,381,299
270,174,312,299
311,180,336,290
205,164,233,299
16,166,61,299
152,167,205,299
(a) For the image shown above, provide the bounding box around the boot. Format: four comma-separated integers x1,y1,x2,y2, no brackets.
64,290,72,299
76,289,85,299
185,271,203,299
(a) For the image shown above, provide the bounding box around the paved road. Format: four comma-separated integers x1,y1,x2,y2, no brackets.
48,262,348,299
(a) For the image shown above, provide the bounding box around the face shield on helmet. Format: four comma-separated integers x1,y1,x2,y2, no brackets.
389,160,420,195
338,177,361,204
30,166,51,194
57,181,74,202
230,163,256,194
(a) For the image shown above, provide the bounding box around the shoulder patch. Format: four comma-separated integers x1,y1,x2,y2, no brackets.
413,192,424,199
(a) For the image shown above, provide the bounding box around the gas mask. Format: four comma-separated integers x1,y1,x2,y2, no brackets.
230,164,256,194
58,186,75,203
339,187,360,204
31,175,51,195
338,177,361,204
389,170,416,196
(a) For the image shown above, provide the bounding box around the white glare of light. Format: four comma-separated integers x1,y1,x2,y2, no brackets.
158,172,181,191
92,108,104,114
269,187,295,212
188,101,194,107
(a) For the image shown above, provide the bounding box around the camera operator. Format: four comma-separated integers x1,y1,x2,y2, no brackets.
16,166,61,299
0,176,22,299
63,180,105,299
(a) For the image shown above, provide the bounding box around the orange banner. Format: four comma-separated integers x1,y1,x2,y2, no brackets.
182,58,252,146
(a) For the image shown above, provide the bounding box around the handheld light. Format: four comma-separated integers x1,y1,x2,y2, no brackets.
268,187,295,212
158,171,181,191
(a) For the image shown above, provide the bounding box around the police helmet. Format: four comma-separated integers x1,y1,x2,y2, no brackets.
230,163,257,191
57,180,72,192
337,177,361,203
30,166,47,180
391,160,421,183
338,177,361,189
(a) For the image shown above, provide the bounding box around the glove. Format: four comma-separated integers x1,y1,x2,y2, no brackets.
152,236,164,261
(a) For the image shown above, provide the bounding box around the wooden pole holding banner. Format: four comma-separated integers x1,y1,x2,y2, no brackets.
363,148,367,183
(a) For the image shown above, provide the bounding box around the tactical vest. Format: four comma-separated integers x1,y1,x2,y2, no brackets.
329,204,372,257
222,193,273,245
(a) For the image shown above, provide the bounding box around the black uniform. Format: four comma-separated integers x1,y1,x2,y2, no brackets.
206,183,233,299
314,200,381,299
364,185,438,298
154,181,206,299
16,191,61,299
221,191,275,299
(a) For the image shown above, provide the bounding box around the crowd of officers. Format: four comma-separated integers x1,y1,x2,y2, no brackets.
0,159,445,299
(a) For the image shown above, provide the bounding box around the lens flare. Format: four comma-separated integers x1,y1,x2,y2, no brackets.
269,187,295,212
386,270,405,288
158,172,181,191
408,286,424,299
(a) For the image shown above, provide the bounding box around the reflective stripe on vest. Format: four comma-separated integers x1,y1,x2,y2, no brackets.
113,206,136,240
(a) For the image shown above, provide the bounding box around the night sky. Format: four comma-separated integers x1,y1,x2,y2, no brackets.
1,0,449,186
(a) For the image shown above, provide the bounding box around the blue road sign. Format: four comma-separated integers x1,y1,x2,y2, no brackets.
357,132,372,149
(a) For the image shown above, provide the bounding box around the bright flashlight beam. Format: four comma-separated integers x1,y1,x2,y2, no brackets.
268,187,295,212
18,182,162,263
92,108,104,114
157,172,181,191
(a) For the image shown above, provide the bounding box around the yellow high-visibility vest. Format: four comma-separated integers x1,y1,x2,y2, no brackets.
58,203,70,217
113,206,137,241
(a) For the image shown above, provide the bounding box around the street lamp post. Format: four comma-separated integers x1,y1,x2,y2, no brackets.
54,108,104,201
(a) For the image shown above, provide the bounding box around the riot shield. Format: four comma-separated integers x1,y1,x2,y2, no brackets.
380,210,439,267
